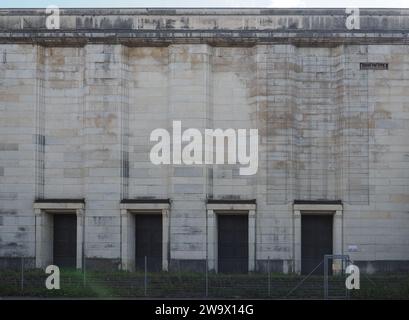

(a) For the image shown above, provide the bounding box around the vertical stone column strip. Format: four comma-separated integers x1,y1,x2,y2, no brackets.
253,46,266,269
248,209,256,272
34,45,45,199
205,46,214,273
254,45,267,203
34,208,52,268
76,208,84,269
343,45,370,204
206,209,216,271
34,208,43,268
162,208,169,271
120,209,129,270
120,45,130,200
332,209,344,273
168,44,213,267
77,46,87,270
83,44,123,264
266,45,294,204
293,209,301,273
334,45,345,201
333,209,343,255
80,45,87,197
205,45,214,199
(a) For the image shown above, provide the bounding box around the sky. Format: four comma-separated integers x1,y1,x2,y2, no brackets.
1,0,408,8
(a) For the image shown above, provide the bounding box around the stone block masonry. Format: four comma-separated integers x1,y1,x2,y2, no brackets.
0,8,408,273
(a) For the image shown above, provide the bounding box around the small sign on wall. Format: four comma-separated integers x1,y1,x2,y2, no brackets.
348,245,359,252
360,62,388,70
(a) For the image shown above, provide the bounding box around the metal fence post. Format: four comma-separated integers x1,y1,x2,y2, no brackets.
144,256,147,297
267,256,271,297
83,256,86,288
324,255,328,299
82,210,86,288
205,258,208,298
21,256,24,291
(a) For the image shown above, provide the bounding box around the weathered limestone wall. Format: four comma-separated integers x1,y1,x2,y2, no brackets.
0,9,408,272
0,44,37,267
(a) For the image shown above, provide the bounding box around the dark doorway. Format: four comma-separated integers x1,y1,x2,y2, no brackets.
135,214,162,272
301,214,333,275
218,214,248,273
53,214,77,268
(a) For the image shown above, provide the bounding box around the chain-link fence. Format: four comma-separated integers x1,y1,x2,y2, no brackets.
0,256,408,299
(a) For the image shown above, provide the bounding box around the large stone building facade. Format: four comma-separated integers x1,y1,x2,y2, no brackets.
0,8,408,273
